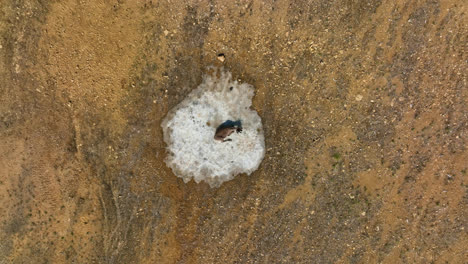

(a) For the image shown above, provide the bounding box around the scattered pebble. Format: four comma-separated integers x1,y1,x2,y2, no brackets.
217,53,225,62
163,30,169,36
355,95,363,101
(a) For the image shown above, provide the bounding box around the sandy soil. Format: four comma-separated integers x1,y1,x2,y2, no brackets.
0,0,467,263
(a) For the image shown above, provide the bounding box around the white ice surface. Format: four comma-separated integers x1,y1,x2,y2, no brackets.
161,69,265,187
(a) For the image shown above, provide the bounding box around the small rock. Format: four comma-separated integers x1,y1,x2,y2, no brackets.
217,53,225,62
163,30,169,36
355,95,363,101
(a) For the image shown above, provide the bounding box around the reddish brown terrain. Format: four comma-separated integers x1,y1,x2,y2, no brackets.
0,0,467,263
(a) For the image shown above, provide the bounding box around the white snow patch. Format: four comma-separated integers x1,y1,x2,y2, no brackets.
161,68,265,187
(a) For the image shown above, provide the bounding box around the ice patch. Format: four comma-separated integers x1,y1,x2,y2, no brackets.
161,68,265,187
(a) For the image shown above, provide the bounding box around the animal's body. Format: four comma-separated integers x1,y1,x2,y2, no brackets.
214,120,242,142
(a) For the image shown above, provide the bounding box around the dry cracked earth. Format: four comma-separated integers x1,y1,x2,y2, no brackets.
0,0,467,263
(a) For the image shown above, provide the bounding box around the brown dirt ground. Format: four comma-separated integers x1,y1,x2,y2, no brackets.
0,0,467,263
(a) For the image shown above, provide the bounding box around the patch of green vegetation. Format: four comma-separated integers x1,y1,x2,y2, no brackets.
332,153,341,160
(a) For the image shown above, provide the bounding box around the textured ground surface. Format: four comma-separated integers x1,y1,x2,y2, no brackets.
0,0,467,263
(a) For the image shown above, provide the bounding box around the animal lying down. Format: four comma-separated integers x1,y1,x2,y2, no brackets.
214,120,243,142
